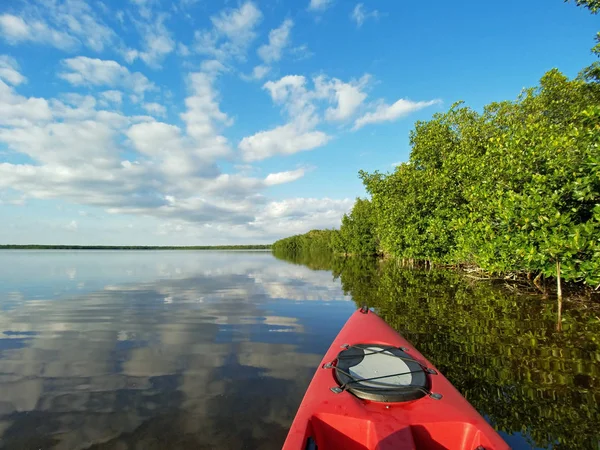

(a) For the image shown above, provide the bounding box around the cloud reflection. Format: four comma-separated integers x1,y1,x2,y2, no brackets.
0,251,354,449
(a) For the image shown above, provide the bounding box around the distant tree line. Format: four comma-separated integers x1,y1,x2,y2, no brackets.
273,1,600,291
271,230,339,256
1,245,271,250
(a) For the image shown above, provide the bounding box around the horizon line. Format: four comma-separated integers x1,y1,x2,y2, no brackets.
0,244,272,250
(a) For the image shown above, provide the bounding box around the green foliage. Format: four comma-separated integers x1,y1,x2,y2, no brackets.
360,104,486,264
335,198,379,255
460,71,600,285
359,69,600,286
271,229,339,257
272,199,380,258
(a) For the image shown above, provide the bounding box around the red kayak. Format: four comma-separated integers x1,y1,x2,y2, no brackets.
283,307,509,450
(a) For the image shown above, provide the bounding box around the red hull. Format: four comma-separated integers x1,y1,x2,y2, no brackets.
283,309,509,450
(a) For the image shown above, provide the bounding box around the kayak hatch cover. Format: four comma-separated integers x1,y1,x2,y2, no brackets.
282,307,510,450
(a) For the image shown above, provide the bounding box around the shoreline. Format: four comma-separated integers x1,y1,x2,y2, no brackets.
0,245,272,250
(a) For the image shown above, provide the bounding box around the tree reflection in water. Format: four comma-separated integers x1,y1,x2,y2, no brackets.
275,251,600,450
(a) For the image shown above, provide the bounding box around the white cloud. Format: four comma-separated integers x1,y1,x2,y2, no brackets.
241,75,328,161
0,56,26,86
0,0,178,67
140,196,352,243
194,1,262,62
212,2,262,41
0,80,52,127
243,65,271,81
0,15,30,41
142,32,175,67
126,121,202,177
263,168,306,186
264,75,307,103
59,57,155,96
239,123,330,162
353,98,441,129
123,48,140,64
127,15,175,67
142,102,167,117
0,118,120,167
290,44,314,61
0,13,78,50
243,72,374,162
129,0,155,20
126,121,180,155
199,171,301,197
240,73,370,161
99,90,123,106
56,0,116,51
254,197,353,235
308,0,334,12
181,71,232,143
51,94,98,121
258,19,293,64
351,3,381,27
326,85,365,120
177,43,191,57
0,1,116,52
200,59,227,77
263,75,318,124
264,74,369,123
261,197,349,220
0,103,250,226
1,3,378,245
0,59,343,243
317,75,370,121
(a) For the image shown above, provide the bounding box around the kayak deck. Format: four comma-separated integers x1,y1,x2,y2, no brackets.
283,308,509,450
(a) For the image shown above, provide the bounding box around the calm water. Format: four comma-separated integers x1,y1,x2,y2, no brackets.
0,251,598,449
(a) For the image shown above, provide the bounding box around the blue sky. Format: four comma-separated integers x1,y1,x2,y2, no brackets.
0,0,597,245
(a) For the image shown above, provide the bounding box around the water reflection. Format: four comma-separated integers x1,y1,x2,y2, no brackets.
3,250,598,449
2,250,348,307
273,251,600,450
0,251,355,449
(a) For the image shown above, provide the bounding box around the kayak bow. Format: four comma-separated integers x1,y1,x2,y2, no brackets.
283,307,509,450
